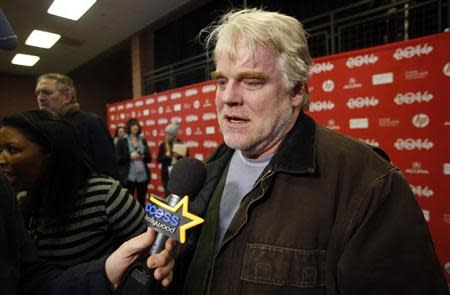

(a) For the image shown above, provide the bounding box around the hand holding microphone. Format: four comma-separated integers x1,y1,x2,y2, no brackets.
116,157,206,294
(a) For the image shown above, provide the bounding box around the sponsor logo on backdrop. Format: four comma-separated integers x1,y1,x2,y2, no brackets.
157,95,168,103
183,103,191,109
173,104,181,112
372,72,393,85
165,106,172,113
444,214,450,224
343,77,362,89
359,138,379,147
151,109,157,114
444,121,450,126
146,119,156,126
195,154,204,161
110,114,115,120
443,63,450,77
145,98,155,105
186,140,199,148
349,118,369,129
120,113,125,119
311,62,334,74
117,105,124,111
157,186,164,193
405,162,429,175
185,89,198,96
185,115,199,122
151,174,158,180
347,96,379,109
394,91,433,105
193,100,201,109
203,140,219,148
412,113,430,128
394,138,434,150
202,112,217,121
131,111,136,118
110,123,116,129
158,106,164,114
410,185,434,198
309,100,335,112
109,106,116,112
185,127,192,136
148,184,155,190
126,103,133,109
171,116,182,123
405,70,428,80
194,127,203,135
202,85,216,93
149,163,156,169
326,119,340,130
322,80,335,92
143,109,150,116
135,100,144,107
206,126,216,135
444,163,450,175
203,99,213,108
422,210,430,222
170,92,182,100
346,54,378,68
152,130,158,137
393,43,433,60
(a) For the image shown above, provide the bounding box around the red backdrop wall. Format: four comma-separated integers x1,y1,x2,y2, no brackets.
107,32,450,279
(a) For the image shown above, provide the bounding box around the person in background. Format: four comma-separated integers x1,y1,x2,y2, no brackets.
114,125,126,145
35,73,117,178
157,122,186,194
169,8,449,295
116,118,151,206
0,170,175,295
0,110,147,268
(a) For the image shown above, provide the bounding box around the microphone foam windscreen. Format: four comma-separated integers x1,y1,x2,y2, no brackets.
0,9,18,50
167,157,206,199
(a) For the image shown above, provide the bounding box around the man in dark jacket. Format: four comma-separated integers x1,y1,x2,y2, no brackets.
35,73,117,178
0,171,174,295
170,8,449,295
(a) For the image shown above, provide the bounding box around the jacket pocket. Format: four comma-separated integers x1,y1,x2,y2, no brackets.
241,243,326,288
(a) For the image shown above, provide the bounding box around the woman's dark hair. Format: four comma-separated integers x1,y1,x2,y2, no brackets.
114,125,126,138
0,110,94,226
125,118,142,135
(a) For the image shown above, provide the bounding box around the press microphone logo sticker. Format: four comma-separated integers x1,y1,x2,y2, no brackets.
144,194,204,243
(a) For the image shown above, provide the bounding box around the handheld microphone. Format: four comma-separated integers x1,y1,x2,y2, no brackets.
0,9,18,51
116,157,206,295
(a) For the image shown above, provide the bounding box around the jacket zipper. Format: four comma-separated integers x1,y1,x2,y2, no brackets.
205,168,274,294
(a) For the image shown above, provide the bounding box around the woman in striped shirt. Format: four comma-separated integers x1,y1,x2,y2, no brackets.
0,110,147,268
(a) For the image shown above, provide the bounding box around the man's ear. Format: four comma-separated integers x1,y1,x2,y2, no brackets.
63,91,73,104
291,83,304,108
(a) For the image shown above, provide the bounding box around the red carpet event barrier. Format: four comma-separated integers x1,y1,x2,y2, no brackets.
107,31,450,279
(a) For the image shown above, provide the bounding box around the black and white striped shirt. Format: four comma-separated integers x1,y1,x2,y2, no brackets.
30,175,147,268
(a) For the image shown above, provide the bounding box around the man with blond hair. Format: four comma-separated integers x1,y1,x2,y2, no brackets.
170,8,448,295
35,73,117,178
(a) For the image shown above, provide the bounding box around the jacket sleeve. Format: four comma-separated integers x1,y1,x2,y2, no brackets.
142,137,152,164
86,115,118,179
335,170,448,295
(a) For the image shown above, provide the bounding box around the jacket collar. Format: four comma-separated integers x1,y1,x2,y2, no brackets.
270,111,317,175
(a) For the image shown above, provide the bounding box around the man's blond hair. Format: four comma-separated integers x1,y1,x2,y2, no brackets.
201,8,313,110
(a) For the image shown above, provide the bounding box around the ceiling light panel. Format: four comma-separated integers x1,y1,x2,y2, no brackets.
47,0,97,21
25,30,61,49
11,54,40,66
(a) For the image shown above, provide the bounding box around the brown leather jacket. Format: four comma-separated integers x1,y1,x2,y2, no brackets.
174,113,448,295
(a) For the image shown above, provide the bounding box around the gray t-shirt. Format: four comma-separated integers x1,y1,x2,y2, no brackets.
217,150,271,243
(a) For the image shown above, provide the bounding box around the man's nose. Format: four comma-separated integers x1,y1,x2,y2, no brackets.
220,81,242,106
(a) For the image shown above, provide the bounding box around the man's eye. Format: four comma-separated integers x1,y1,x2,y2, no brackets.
216,78,227,86
243,79,264,88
